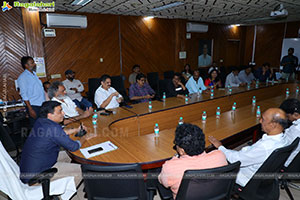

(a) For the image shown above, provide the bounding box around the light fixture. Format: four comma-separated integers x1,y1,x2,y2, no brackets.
71,0,92,6
143,16,154,21
230,24,240,28
151,2,184,12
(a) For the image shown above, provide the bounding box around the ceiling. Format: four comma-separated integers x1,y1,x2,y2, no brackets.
27,0,300,24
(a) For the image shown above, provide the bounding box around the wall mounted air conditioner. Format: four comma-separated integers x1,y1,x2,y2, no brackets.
186,22,208,33
46,13,87,28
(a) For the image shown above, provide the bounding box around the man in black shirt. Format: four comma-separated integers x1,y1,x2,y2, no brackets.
166,73,188,98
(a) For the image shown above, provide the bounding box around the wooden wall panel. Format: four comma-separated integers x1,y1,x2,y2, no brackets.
0,8,27,100
43,13,120,85
285,21,300,38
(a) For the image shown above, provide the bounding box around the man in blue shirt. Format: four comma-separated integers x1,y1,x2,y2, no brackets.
20,101,87,184
185,69,208,94
281,48,299,81
17,56,45,127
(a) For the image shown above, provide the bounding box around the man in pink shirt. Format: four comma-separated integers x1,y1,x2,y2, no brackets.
158,123,228,199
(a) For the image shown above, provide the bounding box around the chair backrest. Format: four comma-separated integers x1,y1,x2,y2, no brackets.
176,161,241,200
0,121,18,157
147,72,159,93
238,138,300,199
158,79,170,98
81,163,148,200
111,75,130,102
285,143,300,173
88,78,101,104
198,68,208,80
163,71,174,80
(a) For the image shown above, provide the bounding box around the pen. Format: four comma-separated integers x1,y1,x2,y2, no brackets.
108,143,116,149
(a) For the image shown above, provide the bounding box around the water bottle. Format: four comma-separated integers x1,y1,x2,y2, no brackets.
92,110,98,125
247,83,251,90
178,117,184,125
256,106,261,118
286,88,290,96
266,78,269,86
185,95,189,104
154,123,159,137
210,89,214,98
148,101,152,110
162,92,166,102
216,107,221,119
202,111,207,122
286,77,289,83
255,80,259,88
296,86,299,94
232,102,237,111
272,79,274,85
252,96,256,106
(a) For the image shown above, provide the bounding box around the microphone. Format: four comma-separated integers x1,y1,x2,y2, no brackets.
64,114,87,137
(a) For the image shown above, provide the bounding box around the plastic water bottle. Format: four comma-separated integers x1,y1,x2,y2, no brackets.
266,78,269,86
92,110,98,125
286,77,289,83
252,96,256,106
162,92,166,102
272,79,274,85
178,117,184,125
247,83,251,90
210,89,214,98
286,88,290,97
154,123,159,137
216,107,221,119
296,87,299,94
202,111,207,122
148,101,152,110
185,95,189,104
255,80,259,88
232,102,237,111
256,106,261,118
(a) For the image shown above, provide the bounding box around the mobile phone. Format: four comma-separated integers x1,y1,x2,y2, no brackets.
105,110,113,114
100,112,110,116
88,147,103,154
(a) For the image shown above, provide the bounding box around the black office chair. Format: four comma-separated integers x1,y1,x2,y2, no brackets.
280,137,300,200
158,161,241,200
236,138,300,200
147,72,159,94
198,68,208,80
87,78,101,106
158,79,170,99
81,163,155,200
111,75,130,103
164,71,174,80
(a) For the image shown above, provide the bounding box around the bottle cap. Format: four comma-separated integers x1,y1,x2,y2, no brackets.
203,111,206,114
155,123,158,126
217,107,220,109
180,117,183,120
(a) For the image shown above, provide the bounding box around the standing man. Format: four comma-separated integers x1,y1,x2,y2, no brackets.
128,65,141,85
281,48,299,81
17,56,45,127
63,69,92,110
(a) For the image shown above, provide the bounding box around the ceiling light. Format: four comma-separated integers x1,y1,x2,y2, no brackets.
151,2,184,12
230,24,240,28
71,0,92,6
144,16,154,21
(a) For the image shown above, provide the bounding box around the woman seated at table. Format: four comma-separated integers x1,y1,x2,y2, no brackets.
204,69,222,89
129,73,155,103
166,73,188,98
182,64,192,82
158,123,227,199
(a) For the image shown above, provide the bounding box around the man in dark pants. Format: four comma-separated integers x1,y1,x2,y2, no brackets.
17,56,45,127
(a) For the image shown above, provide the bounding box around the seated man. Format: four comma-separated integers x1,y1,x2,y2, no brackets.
185,69,207,94
94,74,123,109
20,101,89,185
129,73,155,103
62,69,92,110
165,73,188,98
209,108,288,187
225,67,244,87
279,99,300,167
238,65,256,84
43,81,51,101
158,123,227,199
48,81,92,123
254,62,274,82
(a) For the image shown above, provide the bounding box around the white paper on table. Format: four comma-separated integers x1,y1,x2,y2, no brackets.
80,141,118,159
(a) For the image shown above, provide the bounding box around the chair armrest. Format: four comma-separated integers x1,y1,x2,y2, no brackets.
157,183,173,200
28,168,58,186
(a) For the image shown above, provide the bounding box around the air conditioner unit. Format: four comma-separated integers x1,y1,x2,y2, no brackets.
186,22,208,33
46,13,87,28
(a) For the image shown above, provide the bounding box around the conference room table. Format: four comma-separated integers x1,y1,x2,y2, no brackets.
68,81,300,169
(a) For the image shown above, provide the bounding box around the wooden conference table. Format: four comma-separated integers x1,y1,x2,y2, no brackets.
68,82,300,169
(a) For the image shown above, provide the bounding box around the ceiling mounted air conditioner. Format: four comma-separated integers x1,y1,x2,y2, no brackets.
46,13,87,28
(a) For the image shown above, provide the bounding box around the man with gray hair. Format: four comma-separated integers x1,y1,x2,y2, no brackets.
209,108,289,187
48,81,92,124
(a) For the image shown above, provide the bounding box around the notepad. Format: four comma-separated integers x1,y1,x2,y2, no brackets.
80,141,118,159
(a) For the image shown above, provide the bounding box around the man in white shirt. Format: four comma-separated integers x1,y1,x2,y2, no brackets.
198,44,212,68
94,75,123,109
185,69,208,94
48,81,92,124
225,67,245,88
238,66,256,84
279,98,300,167
208,108,288,187
62,70,92,110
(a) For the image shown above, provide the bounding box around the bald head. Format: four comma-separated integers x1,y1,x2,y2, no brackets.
260,108,288,135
